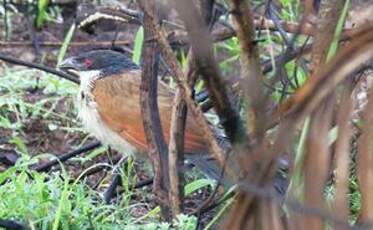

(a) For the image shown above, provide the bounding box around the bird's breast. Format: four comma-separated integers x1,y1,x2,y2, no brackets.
77,80,137,156
77,70,209,155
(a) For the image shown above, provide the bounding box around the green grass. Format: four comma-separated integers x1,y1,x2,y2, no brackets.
0,0,360,226
132,26,144,65
0,159,166,229
0,155,212,229
0,65,229,229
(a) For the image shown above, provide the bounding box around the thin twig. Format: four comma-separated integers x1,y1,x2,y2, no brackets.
33,141,101,172
138,0,232,177
168,89,186,216
0,53,79,84
103,156,128,204
191,188,235,216
237,181,369,230
3,0,10,41
134,178,153,189
277,26,373,120
0,40,132,47
173,0,244,144
167,0,218,215
334,83,353,225
138,0,170,219
76,155,122,180
229,0,266,141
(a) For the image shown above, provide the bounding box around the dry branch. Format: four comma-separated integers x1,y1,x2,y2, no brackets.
138,0,232,177
301,2,346,225
277,25,373,121
173,0,245,144
309,0,346,75
229,0,266,140
303,103,333,229
357,85,373,223
334,85,353,226
168,89,186,216
138,0,170,218
168,51,199,217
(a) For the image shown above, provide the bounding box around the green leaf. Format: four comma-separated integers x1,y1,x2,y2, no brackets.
78,146,107,163
57,23,76,66
36,0,50,29
0,115,12,129
328,126,338,146
184,178,215,196
286,117,310,201
10,135,28,155
0,167,16,184
132,26,144,65
326,0,351,61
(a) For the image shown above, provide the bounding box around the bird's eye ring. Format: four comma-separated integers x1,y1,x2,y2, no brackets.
84,59,93,68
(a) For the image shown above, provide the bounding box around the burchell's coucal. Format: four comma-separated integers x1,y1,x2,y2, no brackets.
59,50,288,194
58,50,219,168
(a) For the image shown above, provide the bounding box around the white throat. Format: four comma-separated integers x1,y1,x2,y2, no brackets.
79,70,102,93
76,70,136,155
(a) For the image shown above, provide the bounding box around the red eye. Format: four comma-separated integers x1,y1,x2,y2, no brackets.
84,59,93,68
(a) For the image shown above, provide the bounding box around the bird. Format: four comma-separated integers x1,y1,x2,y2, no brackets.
59,49,289,195
58,49,217,161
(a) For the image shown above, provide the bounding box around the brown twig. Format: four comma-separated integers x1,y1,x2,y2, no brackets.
168,89,187,216
357,79,373,224
229,0,266,141
138,1,231,177
309,0,346,75
167,53,199,216
0,18,361,48
303,101,334,229
222,1,282,228
237,180,368,230
0,40,132,47
138,0,170,219
168,0,218,217
333,84,353,227
278,26,373,120
173,0,244,144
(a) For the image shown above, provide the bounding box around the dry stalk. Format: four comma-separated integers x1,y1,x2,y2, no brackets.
302,103,333,229
138,0,233,177
357,84,373,223
138,0,170,219
334,85,353,227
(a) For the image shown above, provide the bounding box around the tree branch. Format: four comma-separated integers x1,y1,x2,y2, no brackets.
138,0,170,219
138,1,232,178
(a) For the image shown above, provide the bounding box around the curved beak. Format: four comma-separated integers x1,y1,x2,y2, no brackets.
58,57,82,76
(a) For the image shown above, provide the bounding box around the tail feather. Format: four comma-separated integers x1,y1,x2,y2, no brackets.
186,153,289,197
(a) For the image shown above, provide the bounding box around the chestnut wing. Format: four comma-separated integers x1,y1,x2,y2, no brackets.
92,70,208,153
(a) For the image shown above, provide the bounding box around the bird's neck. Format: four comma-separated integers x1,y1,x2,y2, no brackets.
79,70,102,93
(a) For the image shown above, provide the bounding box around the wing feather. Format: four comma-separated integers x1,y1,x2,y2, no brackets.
92,70,208,153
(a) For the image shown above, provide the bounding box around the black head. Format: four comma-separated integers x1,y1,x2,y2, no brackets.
58,50,139,76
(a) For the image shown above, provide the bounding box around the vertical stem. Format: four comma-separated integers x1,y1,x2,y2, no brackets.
138,0,170,220
3,0,10,40
168,89,187,216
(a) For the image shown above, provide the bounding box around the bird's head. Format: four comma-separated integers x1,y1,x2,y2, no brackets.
58,50,139,78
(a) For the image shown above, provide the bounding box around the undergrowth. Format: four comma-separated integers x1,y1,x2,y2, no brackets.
0,66,219,229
